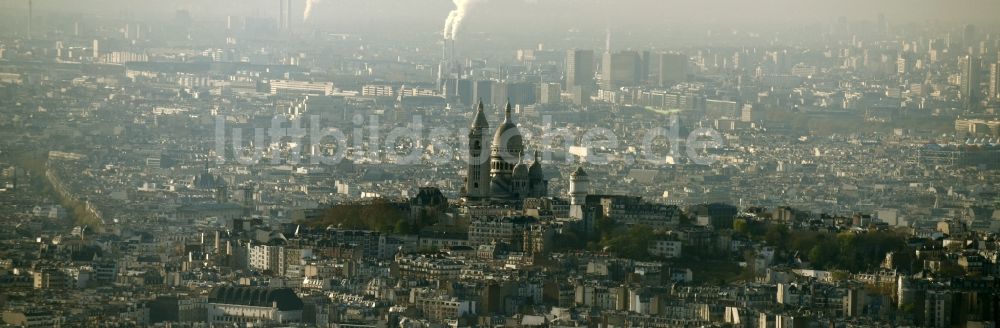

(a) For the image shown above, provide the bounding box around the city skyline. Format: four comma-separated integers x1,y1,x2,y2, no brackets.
1,1,1000,327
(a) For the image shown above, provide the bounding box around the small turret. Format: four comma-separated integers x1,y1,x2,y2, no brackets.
513,154,529,178
528,150,543,180
471,99,489,130
528,150,546,197
503,100,512,123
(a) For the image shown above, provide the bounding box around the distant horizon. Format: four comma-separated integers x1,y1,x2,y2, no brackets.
4,0,999,54
4,0,1000,29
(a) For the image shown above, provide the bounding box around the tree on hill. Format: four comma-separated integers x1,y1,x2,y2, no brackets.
300,199,409,233
601,225,657,260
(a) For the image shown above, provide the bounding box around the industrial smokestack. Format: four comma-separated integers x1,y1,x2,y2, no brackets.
450,39,456,64
442,38,449,63
438,39,448,92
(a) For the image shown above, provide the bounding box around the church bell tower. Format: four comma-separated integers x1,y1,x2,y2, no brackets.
464,100,492,200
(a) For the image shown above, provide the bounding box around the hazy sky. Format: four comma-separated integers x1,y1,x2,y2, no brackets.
8,0,1000,35
18,0,997,19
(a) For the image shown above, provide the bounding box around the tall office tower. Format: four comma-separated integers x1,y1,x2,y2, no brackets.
278,0,286,30
961,56,981,110
658,53,688,87
640,50,652,84
490,82,509,107
601,51,641,90
990,62,999,101
963,24,977,51
877,13,887,34
279,0,291,31
506,82,536,106
565,49,595,88
569,167,589,206
287,0,294,29
92,39,100,59
540,83,561,105
27,0,32,39
566,49,595,105
457,79,475,105
473,80,494,107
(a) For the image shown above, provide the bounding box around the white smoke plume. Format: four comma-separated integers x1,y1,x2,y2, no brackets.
443,10,459,39
443,0,484,40
304,0,321,21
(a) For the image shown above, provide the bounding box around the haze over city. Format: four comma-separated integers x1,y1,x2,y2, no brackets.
0,0,999,327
